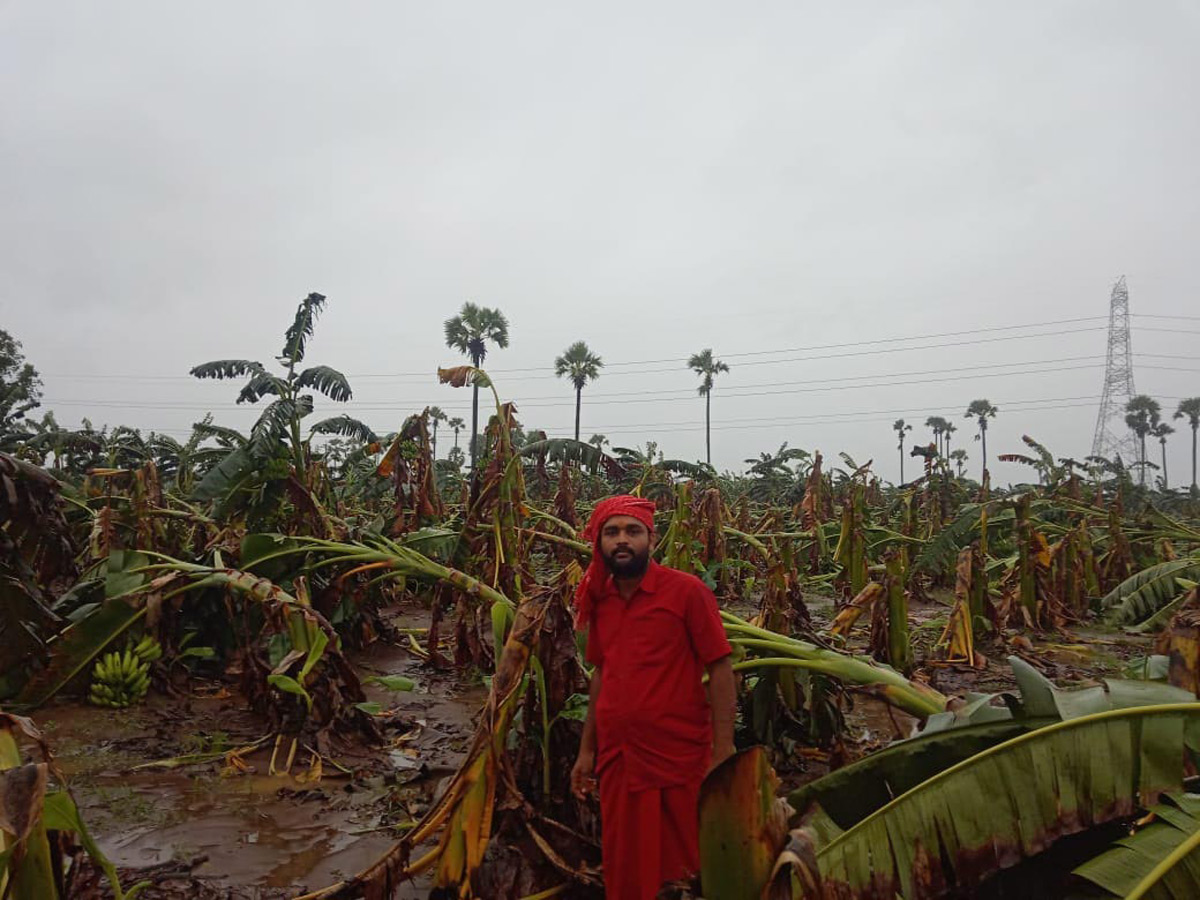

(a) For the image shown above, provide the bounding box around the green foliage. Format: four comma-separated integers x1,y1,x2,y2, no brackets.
800,704,1200,897
1102,556,1200,625
188,292,371,503
1073,791,1200,898
553,341,603,391
0,328,43,441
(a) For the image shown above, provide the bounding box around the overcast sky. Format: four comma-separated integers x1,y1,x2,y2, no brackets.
3,2,1198,484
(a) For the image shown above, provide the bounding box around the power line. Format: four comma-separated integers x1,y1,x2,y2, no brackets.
53,393,1190,441
45,313,1198,382
38,359,1199,413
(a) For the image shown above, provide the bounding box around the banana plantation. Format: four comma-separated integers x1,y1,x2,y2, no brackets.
4,300,1200,900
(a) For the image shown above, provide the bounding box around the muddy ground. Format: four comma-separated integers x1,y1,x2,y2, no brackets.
28,593,1153,898
36,605,485,898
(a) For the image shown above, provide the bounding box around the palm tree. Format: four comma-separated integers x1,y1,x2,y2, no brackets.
554,341,603,441
1150,422,1174,489
1124,394,1161,486
444,302,509,471
963,400,998,482
924,416,948,457
893,419,913,483
1173,397,1200,493
688,349,729,466
950,448,968,478
191,293,376,491
588,433,608,449
448,416,465,451
943,421,957,459
427,406,448,459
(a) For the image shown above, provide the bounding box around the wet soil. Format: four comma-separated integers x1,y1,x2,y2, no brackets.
36,603,486,898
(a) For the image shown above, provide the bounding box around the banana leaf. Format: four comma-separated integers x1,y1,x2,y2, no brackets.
1102,557,1200,626
789,719,1036,830
518,438,625,478
14,596,145,708
792,659,1198,832
796,704,1200,898
1073,791,1200,898
911,503,1010,577
192,446,256,502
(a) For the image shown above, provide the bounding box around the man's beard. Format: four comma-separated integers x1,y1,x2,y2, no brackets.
603,546,650,579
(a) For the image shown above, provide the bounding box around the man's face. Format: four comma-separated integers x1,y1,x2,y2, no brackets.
598,515,654,579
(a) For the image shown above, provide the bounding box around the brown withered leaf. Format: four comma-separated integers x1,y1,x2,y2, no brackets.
438,365,491,389
0,762,48,843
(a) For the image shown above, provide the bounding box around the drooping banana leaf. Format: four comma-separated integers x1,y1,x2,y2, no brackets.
518,438,625,478
790,657,1195,830
794,704,1200,899
14,554,152,708
911,503,1011,577
788,718,1037,830
1072,791,1200,898
1102,557,1200,626
192,445,256,502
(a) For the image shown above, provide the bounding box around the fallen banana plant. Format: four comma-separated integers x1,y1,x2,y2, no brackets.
1102,554,1200,627
789,655,1198,830
724,610,947,719
781,704,1200,898
241,533,515,611
294,577,596,899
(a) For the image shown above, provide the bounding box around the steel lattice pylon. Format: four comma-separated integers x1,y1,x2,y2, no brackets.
1090,276,1139,463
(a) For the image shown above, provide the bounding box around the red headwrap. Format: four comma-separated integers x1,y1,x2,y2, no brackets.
575,495,657,627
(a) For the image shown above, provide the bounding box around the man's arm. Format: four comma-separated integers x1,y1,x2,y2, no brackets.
571,663,602,799
706,655,736,773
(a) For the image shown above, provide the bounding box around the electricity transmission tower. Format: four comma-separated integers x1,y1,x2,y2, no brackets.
1090,276,1139,462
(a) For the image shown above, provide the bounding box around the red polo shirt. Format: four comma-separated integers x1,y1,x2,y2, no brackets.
585,560,732,790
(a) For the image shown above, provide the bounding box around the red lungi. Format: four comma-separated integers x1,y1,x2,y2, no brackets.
599,753,702,900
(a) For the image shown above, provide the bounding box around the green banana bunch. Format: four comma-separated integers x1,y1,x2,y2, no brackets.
88,636,161,708
132,634,163,663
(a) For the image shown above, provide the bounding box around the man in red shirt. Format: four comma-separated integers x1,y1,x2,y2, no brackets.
570,495,736,900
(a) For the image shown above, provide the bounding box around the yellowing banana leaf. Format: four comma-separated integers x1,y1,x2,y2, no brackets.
793,704,1200,899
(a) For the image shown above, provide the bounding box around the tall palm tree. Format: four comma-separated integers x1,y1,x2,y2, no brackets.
444,302,509,471
924,416,948,457
943,421,957,459
687,349,729,467
1173,397,1200,493
427,406,448,459
950,448,968,478
1150,422,1174,489
554,341,603,441
964,400,998,482
448,416,465,451
893,419,913,483
1124,394,1161,486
